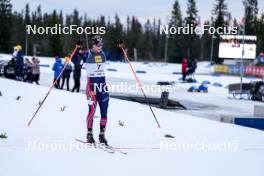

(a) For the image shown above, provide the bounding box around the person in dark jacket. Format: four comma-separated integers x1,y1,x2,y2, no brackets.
71,52,83,92
13,45,25,81
115,39,124,62
187,59,197,77
181,58,188,81
52,56,64,89
61,57,72,91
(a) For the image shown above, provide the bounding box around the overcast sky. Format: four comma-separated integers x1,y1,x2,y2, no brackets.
10,0,264,24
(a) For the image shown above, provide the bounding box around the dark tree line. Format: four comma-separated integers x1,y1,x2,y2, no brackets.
0,0,263,63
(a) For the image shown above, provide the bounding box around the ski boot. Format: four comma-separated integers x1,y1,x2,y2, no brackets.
86,132,95,144
99,133,108,145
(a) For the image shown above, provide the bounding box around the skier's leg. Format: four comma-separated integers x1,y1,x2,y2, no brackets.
86,100,97,131
86,78,97,132
97,89,109,145
98,90,109,133
86,80,97,144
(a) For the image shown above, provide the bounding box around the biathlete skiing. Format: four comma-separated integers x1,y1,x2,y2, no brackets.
73,35,109,145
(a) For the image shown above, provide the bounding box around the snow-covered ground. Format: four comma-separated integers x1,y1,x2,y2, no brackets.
0,78,264,176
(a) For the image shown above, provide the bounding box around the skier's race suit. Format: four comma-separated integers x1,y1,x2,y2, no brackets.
75,49,109,132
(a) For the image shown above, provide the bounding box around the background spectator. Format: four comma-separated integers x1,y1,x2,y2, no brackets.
181,58,188,81
52,56,63,89
71,50,83,93
23,58,32,83
61,57,72,91
13,45,24,81
31,57,40,85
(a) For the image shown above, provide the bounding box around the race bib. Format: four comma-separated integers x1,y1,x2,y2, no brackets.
85,51,106,77
85,63,105,77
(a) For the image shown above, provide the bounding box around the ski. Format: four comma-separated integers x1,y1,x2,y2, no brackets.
75,139,127,155
100,144,128,155
75,138,95,146
75,139,114,154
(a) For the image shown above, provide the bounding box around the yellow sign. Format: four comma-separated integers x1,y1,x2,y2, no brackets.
214,65,229,73
95,55,102,63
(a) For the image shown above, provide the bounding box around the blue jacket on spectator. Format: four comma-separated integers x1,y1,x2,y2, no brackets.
52,57,63,78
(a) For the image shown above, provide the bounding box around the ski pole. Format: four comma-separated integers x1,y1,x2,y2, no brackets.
27,47,78,126
120,46,161,128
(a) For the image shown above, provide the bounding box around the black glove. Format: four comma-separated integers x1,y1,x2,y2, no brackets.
116,39,124,48
76,40,83,49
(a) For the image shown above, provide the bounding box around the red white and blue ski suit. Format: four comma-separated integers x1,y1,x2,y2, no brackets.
75,49,109,132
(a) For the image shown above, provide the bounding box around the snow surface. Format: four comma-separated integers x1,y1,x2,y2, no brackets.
0,77,264,176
